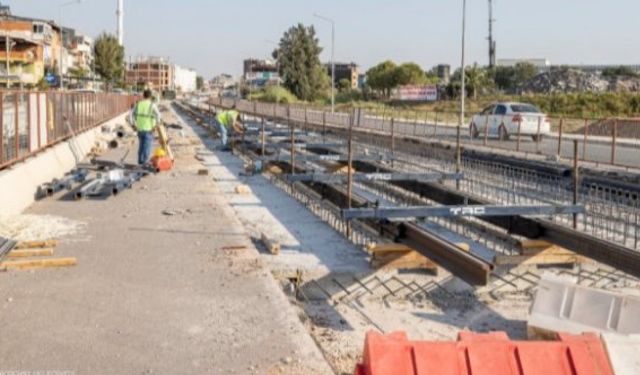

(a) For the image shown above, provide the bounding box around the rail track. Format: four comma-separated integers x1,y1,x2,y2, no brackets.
176,100,640,284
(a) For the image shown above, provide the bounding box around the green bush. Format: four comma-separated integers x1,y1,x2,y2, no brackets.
253,86,298,104
336,89,364,104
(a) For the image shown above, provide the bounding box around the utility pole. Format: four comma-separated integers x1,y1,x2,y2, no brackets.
116,0,124,46
488,0,496,68
457,0,467,190
314,14,335,113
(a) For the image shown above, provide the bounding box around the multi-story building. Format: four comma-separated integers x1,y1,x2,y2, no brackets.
436,64,450,85
174,65,197,92
71,34,93,73
328,62,359,90
0,5,63,87
243,58,279,87
126,56,174,93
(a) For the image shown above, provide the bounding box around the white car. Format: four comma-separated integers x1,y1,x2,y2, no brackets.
470,102,550,141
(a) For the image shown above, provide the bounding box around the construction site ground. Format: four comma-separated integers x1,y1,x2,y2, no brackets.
0,106,332,375
2,104,639,375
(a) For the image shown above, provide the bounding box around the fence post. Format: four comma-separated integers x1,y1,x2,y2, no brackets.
483,114,489,146
611,118,618,165
14,94,19,159
26,94,31,153
322,111,327,143
0,92,3,164
557,117,564,158
516,118,522,152
390,117,395,167
582,118,588,161
535,117,541,153
36,92,41,148
433,111,439,137
573,140,580,229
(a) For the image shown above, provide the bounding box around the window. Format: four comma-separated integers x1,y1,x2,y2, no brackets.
510,104,541,113
481,106,495,115
33,24,44,34
494,105,507,115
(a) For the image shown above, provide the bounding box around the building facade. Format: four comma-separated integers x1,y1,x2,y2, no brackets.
174,65,197,92
126,57,174,93
328,62,359,90
243,58,279,87
0,7,62,87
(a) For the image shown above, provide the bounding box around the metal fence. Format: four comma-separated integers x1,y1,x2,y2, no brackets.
210,98,640,170
0,91,137,170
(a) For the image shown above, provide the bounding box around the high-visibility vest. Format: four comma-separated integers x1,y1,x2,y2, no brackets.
134,99,157,132
216,110,239,129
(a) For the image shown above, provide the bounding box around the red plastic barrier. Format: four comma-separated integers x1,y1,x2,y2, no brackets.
355,331,614,375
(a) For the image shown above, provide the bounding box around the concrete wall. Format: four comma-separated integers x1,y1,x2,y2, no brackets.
0,113,128,215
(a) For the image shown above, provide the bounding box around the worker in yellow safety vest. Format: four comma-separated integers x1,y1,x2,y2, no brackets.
129,90,161,165
214,105,244,151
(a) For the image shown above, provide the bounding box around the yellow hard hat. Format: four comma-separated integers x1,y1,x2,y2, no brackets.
153,147,167,157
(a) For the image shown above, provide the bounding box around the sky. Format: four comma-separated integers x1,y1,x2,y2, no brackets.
7,0,640,78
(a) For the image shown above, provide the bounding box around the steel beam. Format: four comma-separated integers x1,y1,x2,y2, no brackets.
285,172,463,184
259,153,392,163
342,204,585,220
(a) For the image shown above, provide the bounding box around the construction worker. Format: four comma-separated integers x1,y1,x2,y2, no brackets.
214,105,244,150
129,89,161,165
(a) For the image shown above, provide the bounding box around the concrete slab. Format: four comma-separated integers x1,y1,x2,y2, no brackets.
0,105,332,374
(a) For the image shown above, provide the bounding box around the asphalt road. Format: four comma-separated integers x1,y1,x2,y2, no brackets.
357,117,640,169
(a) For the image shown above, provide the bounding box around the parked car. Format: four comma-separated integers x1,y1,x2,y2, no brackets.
469,102,550,141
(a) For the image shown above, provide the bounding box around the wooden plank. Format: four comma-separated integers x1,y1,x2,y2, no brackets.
6,248,54,258
0,257,77,270
519,240,554,249
494,254,590,266
521,245,576,256
15,240,58,249
371,250,438,272
155,124,174,160
261,233,280,255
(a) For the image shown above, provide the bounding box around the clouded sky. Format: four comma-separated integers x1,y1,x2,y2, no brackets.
7,0,640,78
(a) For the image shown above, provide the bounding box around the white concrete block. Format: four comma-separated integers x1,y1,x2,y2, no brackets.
602,334,640,375
529,274,640,337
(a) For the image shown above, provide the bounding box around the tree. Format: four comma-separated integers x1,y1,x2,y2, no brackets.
93,33,124,88
273,23,329,101
602,66,639,78
464,64,493,100
395,63,426,86
492,62,537,92
196,76,204,90
366,60,398,98
338,78,352,92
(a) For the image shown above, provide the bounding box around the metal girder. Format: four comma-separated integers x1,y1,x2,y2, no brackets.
259,153,392,163
268,142,345,150
342,204,585,220
285,172,464,184
349,159,640,278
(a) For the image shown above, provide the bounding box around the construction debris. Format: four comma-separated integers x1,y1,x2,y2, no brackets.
261,233,281,255
0,257,77,271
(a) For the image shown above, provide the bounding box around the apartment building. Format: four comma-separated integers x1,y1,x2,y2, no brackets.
328,62,359,89
174,65,197,92
126,57,174,93
0,6,62,87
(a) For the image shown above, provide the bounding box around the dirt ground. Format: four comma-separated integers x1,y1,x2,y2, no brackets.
0,105,332,375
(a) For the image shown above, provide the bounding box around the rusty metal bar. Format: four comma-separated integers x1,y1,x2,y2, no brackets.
573,140,579,229
557,117,564,157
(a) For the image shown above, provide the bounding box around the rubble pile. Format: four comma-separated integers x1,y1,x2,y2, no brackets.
521,68,640,93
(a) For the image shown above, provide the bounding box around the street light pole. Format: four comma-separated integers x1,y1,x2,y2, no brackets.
314,13,335,113
58,0,84,90
457,0,467,190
